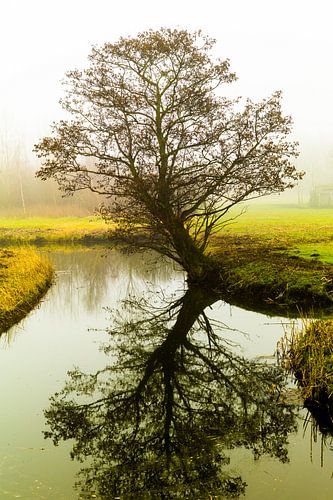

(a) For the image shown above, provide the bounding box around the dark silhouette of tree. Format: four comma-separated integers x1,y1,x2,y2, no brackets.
44,286,298,498
34,29,302,282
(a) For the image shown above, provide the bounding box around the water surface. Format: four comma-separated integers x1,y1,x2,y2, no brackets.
0,248,332,499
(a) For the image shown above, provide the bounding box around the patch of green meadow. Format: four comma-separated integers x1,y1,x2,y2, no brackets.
221,204,333,263
1,204,332,251
1,205,333,315
209,204,333,314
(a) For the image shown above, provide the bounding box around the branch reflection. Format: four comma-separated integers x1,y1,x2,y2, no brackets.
45,285,298,499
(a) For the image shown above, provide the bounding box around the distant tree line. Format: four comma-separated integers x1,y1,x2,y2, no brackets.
0,141,102,216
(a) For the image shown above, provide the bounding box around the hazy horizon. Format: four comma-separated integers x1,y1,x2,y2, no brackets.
1,0,332,205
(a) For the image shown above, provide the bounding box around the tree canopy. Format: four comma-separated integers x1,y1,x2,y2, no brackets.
35,28,302,281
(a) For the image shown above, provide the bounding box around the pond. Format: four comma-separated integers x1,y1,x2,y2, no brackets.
0,248,333,499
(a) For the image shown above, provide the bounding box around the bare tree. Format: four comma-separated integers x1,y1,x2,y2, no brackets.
34,29,302,281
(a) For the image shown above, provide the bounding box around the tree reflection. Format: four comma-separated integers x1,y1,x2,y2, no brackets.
45,285,298,499
303,397,333,468
49,249,181,313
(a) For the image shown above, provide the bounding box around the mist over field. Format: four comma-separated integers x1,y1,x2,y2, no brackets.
3,5,333,498
1,0,332,214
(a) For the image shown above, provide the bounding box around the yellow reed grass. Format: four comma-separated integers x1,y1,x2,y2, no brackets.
278,319,333,401
0,247,53,332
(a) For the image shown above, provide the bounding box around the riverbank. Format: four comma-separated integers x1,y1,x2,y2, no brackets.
0,247,54,333
211,234,333,315
1,206,333,315
208,205,333,314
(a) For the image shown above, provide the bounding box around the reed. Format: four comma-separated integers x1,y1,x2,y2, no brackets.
278,319,333,401
0,247,53,333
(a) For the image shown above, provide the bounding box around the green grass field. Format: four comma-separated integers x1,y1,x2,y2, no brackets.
0,205,332,315
0,215,112,244
0,204,332,260
0,204,332,245
0,204,332,258
221,204,333,264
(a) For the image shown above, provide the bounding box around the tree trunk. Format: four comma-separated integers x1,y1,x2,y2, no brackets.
165,218,215,283
18,168,27,217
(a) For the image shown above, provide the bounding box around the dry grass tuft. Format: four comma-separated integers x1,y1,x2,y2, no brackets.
278,319,333,401
0,247,53,333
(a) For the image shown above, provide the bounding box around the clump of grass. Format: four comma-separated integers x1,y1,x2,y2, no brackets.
0,247,54,333
278,319,333,401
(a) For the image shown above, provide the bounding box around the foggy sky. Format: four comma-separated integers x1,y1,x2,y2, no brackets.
1,0,332,189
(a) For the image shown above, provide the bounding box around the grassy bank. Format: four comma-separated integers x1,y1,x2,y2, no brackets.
0,247,54,333
1,206,333,314
279,320,333,440
207,205,333,314
211,237,333,315
0,216,111,244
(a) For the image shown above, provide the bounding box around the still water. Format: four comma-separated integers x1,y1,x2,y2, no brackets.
0,249,332,499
